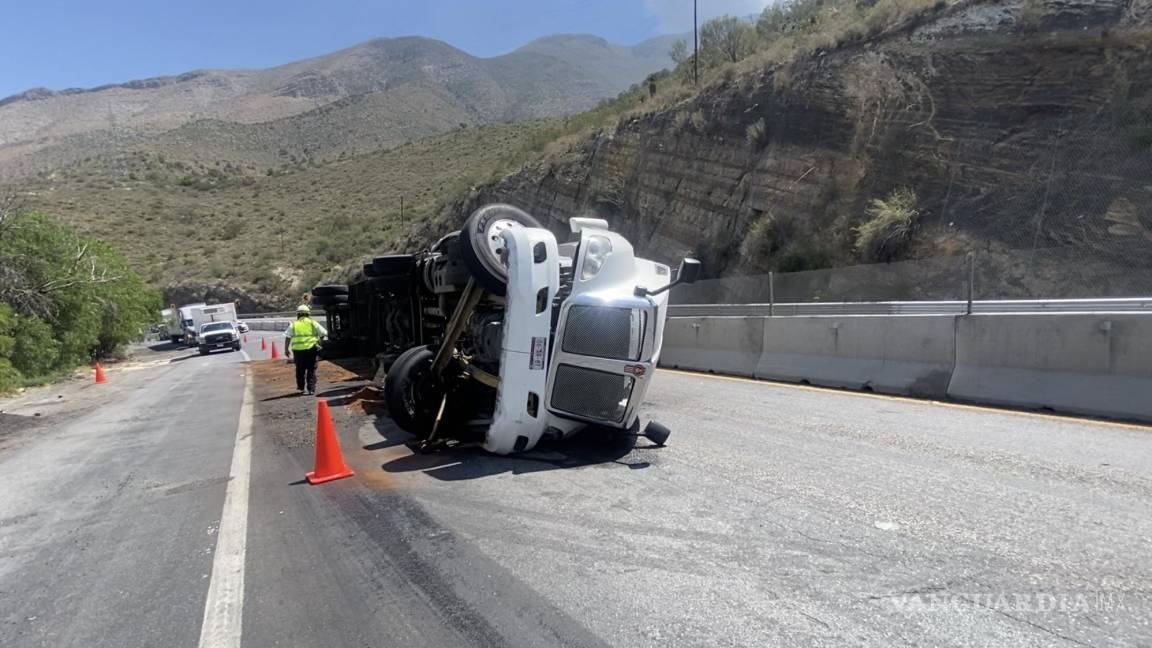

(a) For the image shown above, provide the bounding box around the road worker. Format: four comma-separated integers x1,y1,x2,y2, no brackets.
284,304,327,395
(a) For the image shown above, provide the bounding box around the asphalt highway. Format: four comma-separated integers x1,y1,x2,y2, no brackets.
1,334,1149,647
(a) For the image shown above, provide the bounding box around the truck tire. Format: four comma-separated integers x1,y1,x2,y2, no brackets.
372,255,416,276
458,204,542,296
311,294,349,308
198,347,209,356
384,345,443,439
311,284,349,297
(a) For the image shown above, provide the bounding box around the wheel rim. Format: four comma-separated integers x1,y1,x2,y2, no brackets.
482,218,520,267
401,359,442,432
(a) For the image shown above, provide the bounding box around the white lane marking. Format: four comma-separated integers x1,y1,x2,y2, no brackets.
197,371,254,648
240,350,250,362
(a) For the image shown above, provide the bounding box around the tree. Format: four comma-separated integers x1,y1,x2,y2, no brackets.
0,208,160,389
759,0,826,37
669,38,689,66
699,16,758,67
757,3,789,38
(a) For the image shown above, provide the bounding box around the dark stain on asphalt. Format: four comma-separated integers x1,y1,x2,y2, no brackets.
163,475,232,496
331,485,613,648
0,511,39,528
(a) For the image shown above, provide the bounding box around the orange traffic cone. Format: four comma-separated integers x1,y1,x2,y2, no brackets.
94,362,108,384
271,342,280,360
307,400,354,484
260,337,267,351
243,334,248,343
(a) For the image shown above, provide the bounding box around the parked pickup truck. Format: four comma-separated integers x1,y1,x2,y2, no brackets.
184,303,239,346
198,321,242,355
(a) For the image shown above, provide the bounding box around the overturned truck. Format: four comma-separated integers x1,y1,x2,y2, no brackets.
314,204,700,455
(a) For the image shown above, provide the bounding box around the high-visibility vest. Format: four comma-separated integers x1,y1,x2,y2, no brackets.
289,319,320,351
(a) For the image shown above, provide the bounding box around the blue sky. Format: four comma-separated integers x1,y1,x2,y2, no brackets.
0,0,770,98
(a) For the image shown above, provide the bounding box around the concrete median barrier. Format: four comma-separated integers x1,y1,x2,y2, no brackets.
660,317,765,377
947,314,1152,421
243,318,294,332
753,315,956,398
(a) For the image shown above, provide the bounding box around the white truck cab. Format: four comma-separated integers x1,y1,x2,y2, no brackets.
380,204,700,455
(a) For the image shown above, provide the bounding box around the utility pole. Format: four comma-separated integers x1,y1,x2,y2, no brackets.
400,195,404,225
693,0,699,86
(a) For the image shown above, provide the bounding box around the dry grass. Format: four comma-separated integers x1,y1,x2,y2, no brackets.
854,187,920,262
746,118,770,150
10,121,559,303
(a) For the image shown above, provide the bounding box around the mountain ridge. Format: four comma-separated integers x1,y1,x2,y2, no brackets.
0,32,676,178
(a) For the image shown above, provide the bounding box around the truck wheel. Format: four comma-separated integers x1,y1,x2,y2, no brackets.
384,345,443,439
199,347,210,356
311,284,349,297
458,204,542,296
232,342,241,351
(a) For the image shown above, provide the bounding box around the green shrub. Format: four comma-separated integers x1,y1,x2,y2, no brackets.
743,211,799,260
746,118,770,150
12,314,59,377
0,212,159,390
699,16,758,67
854,188,920,262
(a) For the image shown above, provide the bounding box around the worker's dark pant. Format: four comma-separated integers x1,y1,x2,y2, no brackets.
294,347,318,393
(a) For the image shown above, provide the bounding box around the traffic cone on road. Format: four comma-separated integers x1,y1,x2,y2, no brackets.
271,342,280,360
243,334,248,343
306,400,354,485
260,337,267,351
94,362,108,384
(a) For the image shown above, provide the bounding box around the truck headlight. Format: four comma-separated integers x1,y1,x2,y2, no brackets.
580,235,613,281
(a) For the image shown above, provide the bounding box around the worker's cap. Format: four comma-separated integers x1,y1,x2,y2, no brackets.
296,304,311,314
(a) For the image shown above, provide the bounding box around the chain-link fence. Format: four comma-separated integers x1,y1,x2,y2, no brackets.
672,246,1152,305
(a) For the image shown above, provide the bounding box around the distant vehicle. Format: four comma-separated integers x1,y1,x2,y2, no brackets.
198,321,242,355
183,303,239,345
160,308,183,343
176,303,207,345
235,321,250,334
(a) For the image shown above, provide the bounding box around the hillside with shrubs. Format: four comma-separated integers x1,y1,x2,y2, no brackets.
428,0,1152,301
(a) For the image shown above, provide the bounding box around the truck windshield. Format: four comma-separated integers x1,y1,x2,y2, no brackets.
201,323,232,333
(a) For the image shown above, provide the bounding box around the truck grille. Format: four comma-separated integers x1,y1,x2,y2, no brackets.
562,305,643,360
550,364,633,423
205,333,232,344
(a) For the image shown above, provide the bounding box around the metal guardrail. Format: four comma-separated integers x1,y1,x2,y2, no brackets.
246,300,1152,319
238,310,326,319
668,297,1152,317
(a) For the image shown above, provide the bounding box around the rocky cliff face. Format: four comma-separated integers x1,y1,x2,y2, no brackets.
429,0,1152,301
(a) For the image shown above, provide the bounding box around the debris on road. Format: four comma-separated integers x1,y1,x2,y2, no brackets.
249,357,373,449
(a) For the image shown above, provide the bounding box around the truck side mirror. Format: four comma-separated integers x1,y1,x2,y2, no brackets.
635,257,703,297
676,258,701,285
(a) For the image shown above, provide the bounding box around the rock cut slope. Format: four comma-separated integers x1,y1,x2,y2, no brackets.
433,0,1152,302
